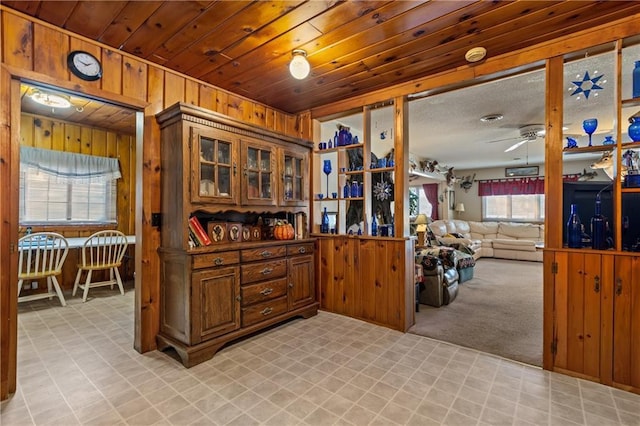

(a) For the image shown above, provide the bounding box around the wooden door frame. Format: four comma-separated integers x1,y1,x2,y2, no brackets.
0,67,148,399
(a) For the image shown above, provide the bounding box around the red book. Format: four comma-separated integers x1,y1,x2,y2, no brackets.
189,216,211,246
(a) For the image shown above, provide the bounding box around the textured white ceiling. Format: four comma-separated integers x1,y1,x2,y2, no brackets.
322,42,640,173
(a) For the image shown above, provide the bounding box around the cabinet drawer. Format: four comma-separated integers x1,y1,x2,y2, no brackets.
241,278,287,306
241,246,286,262
192,251,240,269
241,296,288,327
287,243,314,256
241,259,287,284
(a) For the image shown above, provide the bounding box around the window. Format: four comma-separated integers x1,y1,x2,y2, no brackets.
19,146,120,225
483,194,545,222
409,186,433,219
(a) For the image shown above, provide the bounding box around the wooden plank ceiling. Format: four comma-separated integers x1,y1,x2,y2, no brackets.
5,0,640,115
20,83,137,134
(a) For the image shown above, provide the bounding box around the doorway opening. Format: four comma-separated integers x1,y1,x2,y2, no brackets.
15,81,142,388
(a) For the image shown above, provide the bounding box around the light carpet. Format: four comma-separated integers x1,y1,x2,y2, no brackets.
409,258,543,366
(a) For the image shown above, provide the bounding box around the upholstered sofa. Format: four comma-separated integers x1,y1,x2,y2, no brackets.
429,219,544,262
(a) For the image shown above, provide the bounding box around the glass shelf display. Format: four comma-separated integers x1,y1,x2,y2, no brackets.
313,102,396,236
559,38,640,251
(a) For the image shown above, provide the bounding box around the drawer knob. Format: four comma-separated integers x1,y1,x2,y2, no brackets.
236,295,241,302
260,287,273,296
260,307,273,316
213,257,224,265
298,247,306,254
260,250,273,258
288,283,294,288
261,267,273,275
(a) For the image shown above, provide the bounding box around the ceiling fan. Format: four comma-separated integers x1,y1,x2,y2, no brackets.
486,124,545,152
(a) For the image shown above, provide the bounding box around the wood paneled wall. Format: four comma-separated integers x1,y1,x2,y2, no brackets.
0,6,309,400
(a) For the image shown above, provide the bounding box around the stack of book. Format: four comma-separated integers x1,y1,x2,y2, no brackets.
188,216,211,248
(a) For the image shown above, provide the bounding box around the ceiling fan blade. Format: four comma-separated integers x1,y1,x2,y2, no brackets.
504,139,528,152
485,136,520,144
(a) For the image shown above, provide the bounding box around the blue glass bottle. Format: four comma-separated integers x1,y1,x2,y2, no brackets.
351,180,359,198
591,196,606,250
343,182,350,198
321,207,329,234
371,214,378,236
566,204,582,248
633,60,640,99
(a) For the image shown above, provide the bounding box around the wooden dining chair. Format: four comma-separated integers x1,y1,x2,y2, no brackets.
72,230,129,302
18,232,69,306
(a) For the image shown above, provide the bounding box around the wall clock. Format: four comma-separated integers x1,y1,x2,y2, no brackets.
67,50,102,81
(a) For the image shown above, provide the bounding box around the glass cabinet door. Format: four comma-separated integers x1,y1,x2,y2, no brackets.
191,129,238,205
280,148,307,206
241,139,277,206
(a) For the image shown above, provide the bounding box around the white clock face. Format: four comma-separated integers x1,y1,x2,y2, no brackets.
73,52,101,77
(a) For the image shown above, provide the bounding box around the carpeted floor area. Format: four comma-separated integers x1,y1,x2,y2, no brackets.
409,258,543,366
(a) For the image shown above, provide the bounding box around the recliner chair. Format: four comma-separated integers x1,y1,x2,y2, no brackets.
417,255,459,307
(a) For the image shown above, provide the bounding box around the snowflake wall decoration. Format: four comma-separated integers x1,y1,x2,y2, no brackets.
570,71,605,99
373,180,392,201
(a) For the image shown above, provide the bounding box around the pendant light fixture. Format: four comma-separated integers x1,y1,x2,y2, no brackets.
289,49,310,80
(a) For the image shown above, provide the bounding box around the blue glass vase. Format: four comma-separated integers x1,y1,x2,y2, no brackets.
566,204,582,248
629,117,640,142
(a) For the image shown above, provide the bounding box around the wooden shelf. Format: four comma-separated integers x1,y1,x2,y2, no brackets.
563,145,614,154
314,143,364,154
314,147,338,154
621,97,640,107
343,143,364,149
369,166,395,173
621,141,640,149
621,187,640,193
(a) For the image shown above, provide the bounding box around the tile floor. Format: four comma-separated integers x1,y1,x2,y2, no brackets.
1,287,639,426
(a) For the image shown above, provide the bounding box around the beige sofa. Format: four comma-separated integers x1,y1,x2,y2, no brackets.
429,219,544,262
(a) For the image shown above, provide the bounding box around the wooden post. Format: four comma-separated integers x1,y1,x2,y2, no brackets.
394,96,409,237
544,56,564,249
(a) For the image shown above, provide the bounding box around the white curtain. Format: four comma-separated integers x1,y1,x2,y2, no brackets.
20,146,121,184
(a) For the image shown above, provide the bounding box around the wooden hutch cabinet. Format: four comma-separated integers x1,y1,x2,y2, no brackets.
156,103,317,367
